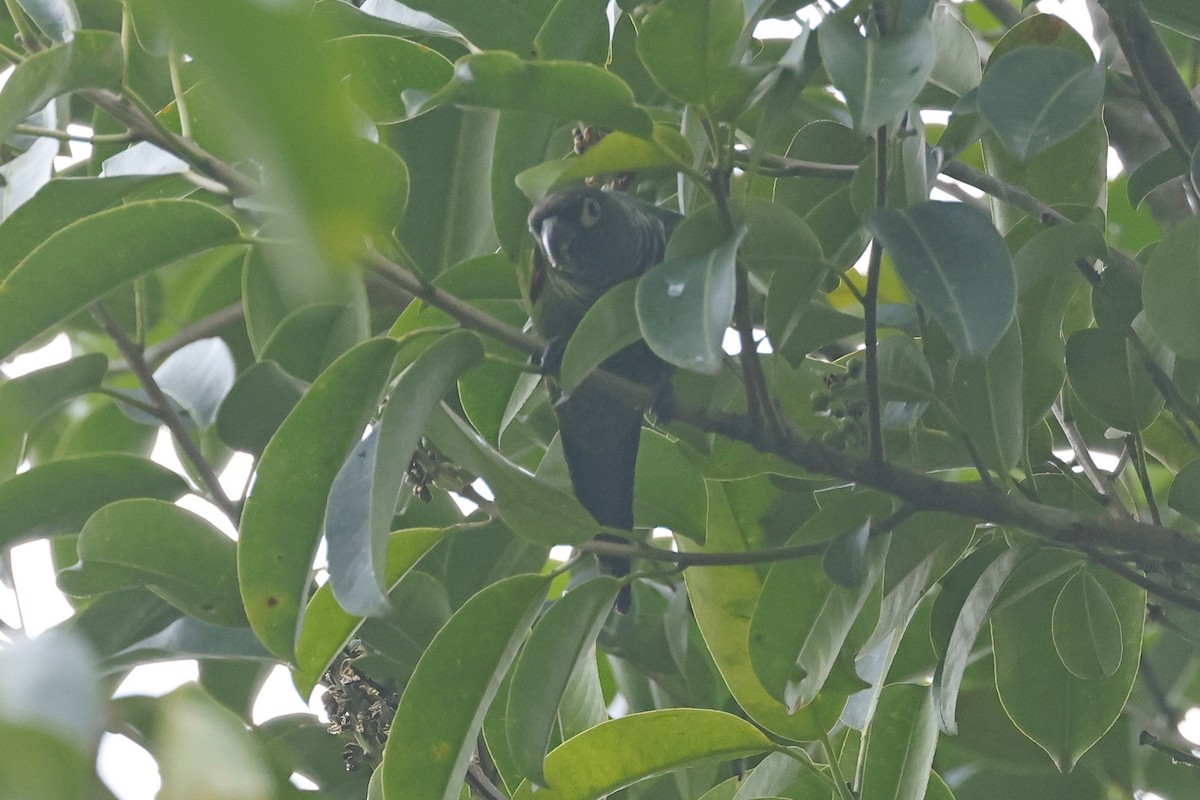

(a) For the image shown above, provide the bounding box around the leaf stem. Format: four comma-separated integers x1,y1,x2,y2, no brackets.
13,124,134,144
863,126,887,466
91,303,241,522
817,730,857,800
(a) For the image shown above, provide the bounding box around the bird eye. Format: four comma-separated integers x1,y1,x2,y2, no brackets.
580,197,602,228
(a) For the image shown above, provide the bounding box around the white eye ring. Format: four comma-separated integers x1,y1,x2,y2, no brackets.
580,197,602,227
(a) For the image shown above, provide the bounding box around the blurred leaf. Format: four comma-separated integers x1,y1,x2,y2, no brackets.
928,6,982,98
158,0,393,262
978,47,1103,162
506,577,620,785
325,331,482,616
239,338,400,659
0,31,119,145
152,338,236,428
154,685,277,800
391,0,538,51
67,499,245,626
381,573,549,800
411,52,653,138
0,630,100,753
14,0,79,41
1167,458,1200,523
868,201,1015,361
634,431,707,543
105,618,273,673
0,200,241,362
636,228,745,374
635,0,742,106
822,518,872,589
509,709,772,799
1127,147,1187,209
950,320,1023,473
1065,326,1164,432
0,454,187,549
819,16,936,134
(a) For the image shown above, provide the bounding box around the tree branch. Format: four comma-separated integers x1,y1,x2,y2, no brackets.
91,304,241,522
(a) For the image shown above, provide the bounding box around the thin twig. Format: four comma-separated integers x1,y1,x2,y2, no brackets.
466,758,508,800
1139,730,1200,770
135,303,245,369
91,304,240,522
1129,431,1163,526
1052,400,1129,519
13,124,134,144
863,128,887,466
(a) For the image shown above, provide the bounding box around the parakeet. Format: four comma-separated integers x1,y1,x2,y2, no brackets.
527,185,678,612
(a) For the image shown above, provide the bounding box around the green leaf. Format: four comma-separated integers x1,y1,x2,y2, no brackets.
992,549,1145,771
950,320,1024,473
635,0,743,106
67,499,245,626
516,126,692,201
0,630,100,754
294,527,448,695
153,338,236,429
158,0,395,262
931,543,1021,734
634,431,708,544
381,573,549,800
0,454,188,549
867,201,1015,361
105,618,272,672
636,229,745,374
1167,458,1200,523
0,352,106,477
239,338,400,660
327,34,454,123
509,709,772,799
14,0,78,42
534,0,610,63
0,31,120,147
1126,147,1187,209
411,52,653,138
325,331,483,616
0,199,241,362
876,335,936,403
1051,568,1123,680
978,47,1103,162
1065,327,1164,432
1143,215,1200,359
560,280,642,393
215,361,307,457
680,478,830,741
391,0,539,52
822,519,871,589
749,492,892,711
506,577,621,785
819,16,936,134
860,684,938,800
928,6,982,98
424,404,599,546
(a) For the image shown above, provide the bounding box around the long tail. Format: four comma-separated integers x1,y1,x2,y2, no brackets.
555,387,641,612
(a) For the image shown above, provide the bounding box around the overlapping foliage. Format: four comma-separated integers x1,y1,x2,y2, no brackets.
3,0,1200,798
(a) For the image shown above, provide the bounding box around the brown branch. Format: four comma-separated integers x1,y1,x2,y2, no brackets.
91,304,241,522
863,128,887,465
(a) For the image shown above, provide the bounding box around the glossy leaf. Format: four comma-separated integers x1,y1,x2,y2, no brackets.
509,709,772,799
381,573,549,800
992,549,1145,771
1127,147,1187,209
294,527,447,695
634,431,707,544
0,454,188,549
411,52,653,138
239,338,400,659
819,16,936,134
506,577,621,785
68,499,245,626
0,200,241,362
1167,458,1200,523
635,0,742,106
153,338,236,429
516,127,691,201
636,229,745,374
1065,327,1164,432
868,201,1015,361
978,46,1104,163
860,684,938,800
0,31,121,144
325,330,482,616
215,361,307,457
